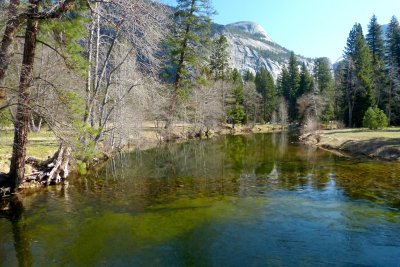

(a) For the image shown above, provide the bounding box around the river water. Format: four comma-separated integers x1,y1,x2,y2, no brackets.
1,132,400,266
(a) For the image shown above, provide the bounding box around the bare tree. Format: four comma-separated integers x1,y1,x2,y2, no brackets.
190,80,224,137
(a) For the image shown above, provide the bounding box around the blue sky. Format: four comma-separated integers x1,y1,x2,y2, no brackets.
162,0,400,63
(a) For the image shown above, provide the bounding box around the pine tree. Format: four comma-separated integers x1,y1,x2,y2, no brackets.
367,15,385,63
276,67,287,95
298,62,314,96
244,69,255,82
342,23,374,127
255,68,276,122
366,15,388,113
210,34,229,80
228,68,245,127
385,16,400,124
166,0,213,121
313,57,333,93
314,57,335,117
287,51,300,121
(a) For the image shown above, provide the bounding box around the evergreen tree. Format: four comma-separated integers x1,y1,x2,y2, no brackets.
166,0,213,118
298,62,314,96
255,68,277,122
367,15,385,63
277,67,290,97
210,34,229,80
313,57,333,93
342,23,374,127
287,51,300,121
385,16,400,124
244,69,255,82
314,57,335,117
228,68,245,127
366,15,388,113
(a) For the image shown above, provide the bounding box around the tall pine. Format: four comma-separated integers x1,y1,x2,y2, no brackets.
342,23,374,127
385,16,400,124
298,62,314,96
210,34,230,80
255,68,276,122
166,0,213,122
366,15,388,112
287,52,300,121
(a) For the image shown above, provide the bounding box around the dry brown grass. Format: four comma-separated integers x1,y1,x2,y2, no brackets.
302,128,400,160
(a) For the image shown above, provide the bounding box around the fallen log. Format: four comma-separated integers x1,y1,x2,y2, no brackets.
24,144,72,186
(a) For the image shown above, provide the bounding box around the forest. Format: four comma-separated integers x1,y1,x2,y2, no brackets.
0,0,400,193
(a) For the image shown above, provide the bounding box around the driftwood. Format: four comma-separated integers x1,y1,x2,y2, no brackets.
24,144,72,186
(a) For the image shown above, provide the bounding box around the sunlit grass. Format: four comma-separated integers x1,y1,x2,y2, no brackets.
0,129,58,173
319,127,400,140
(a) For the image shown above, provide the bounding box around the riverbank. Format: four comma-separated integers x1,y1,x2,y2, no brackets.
0,122,283,177
300,128,400,161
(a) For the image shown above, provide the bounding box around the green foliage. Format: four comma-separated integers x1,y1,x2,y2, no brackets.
313,57,333,94
230,68,242,83
226,68,246,126
342,23,375,127
298,62,314,96
320,103,335,125
363,107,388,129
76,161,88,175
210,34,230,80
165,0,213,89
385,16,400,124
229,102,246,126
255,68,276,122
367,15,385,63
286,52,300,121
60,91,99,161
244,70,255,82
40,10,89,74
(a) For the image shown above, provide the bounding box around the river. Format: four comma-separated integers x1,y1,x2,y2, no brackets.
1,132,400,266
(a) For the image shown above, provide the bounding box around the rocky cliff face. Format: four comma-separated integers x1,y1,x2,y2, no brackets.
212,21,314,80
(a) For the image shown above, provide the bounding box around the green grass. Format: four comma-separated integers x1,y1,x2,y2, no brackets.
0,129,58,173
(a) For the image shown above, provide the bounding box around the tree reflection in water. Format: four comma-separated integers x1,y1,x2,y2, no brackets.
1,196,32,267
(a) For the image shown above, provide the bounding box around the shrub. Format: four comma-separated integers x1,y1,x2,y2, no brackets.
363,107,388,130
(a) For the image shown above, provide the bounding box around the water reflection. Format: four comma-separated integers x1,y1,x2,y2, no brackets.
1,197,32,267
0,132,400,266
85,132,400,209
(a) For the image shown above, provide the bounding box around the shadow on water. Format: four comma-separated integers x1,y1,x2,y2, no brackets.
0,197,32,267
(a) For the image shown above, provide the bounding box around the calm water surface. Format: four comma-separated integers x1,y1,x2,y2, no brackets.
1,132,400,266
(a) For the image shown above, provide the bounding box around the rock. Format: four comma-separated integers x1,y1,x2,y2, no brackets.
212,21,314,80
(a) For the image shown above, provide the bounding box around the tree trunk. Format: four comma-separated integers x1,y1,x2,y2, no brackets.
8,0,39,192
167,0,196,129
84,2,97,124
0,0,22,104
348,103,353,128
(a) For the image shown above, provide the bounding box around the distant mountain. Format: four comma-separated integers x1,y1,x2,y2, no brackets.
212,21,314,80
